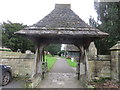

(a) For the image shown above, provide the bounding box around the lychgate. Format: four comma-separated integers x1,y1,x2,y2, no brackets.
15,4,108,88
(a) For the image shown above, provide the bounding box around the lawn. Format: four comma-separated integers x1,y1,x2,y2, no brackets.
66,59,77,67
45,55,57,71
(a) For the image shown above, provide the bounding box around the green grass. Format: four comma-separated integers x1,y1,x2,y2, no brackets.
45,55,57,71
66,59,77,67
0,49,12,52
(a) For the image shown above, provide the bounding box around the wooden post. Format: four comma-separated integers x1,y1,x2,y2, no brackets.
37,46,43,75
31,43,47,78
77,51,80,80
79,46,89,85
39,43,48,79
84,49,89,82
75,43,89,84
74,44,81,80
42,48,45,79
32,46,40,78
42,48,45,62
75,45,84,80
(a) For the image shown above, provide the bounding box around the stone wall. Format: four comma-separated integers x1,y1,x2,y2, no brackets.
0,51,34,77
0,41,120,83
88,41,120,82
88,57,111,80
88,55,111,80
110,41,120,82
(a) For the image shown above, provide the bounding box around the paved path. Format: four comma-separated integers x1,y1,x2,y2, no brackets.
51,57,75,73
37,57,84,88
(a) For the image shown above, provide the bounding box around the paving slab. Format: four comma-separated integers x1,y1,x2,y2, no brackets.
37,73,83,88
37,57,84,88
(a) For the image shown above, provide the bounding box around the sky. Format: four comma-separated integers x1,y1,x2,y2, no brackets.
0,0,97,26
0,0,98,50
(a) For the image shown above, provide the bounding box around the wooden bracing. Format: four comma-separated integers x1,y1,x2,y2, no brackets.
32,43,48,78
74,41,90,82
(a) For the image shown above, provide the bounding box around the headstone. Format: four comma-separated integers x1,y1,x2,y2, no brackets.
71,57,74,62
17,49,21,52
25,50,33,54
88,42,97,59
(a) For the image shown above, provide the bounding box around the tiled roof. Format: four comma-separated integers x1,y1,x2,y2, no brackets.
33,4,90,28
15,4,108,41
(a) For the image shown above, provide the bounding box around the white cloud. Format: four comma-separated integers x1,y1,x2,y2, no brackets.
0,0,97,25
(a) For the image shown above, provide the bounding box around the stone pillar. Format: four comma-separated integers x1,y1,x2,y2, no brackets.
110,41,120,82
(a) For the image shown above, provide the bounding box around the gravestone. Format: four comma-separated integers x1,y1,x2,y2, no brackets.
25,50,33,54
88,42,97,59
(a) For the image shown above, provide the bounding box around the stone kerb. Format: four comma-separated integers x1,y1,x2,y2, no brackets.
110,41,120,82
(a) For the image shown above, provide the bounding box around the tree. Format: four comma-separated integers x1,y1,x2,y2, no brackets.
2,21,35,53
58,50,67,56
89,2,120,54
45,44,61,55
